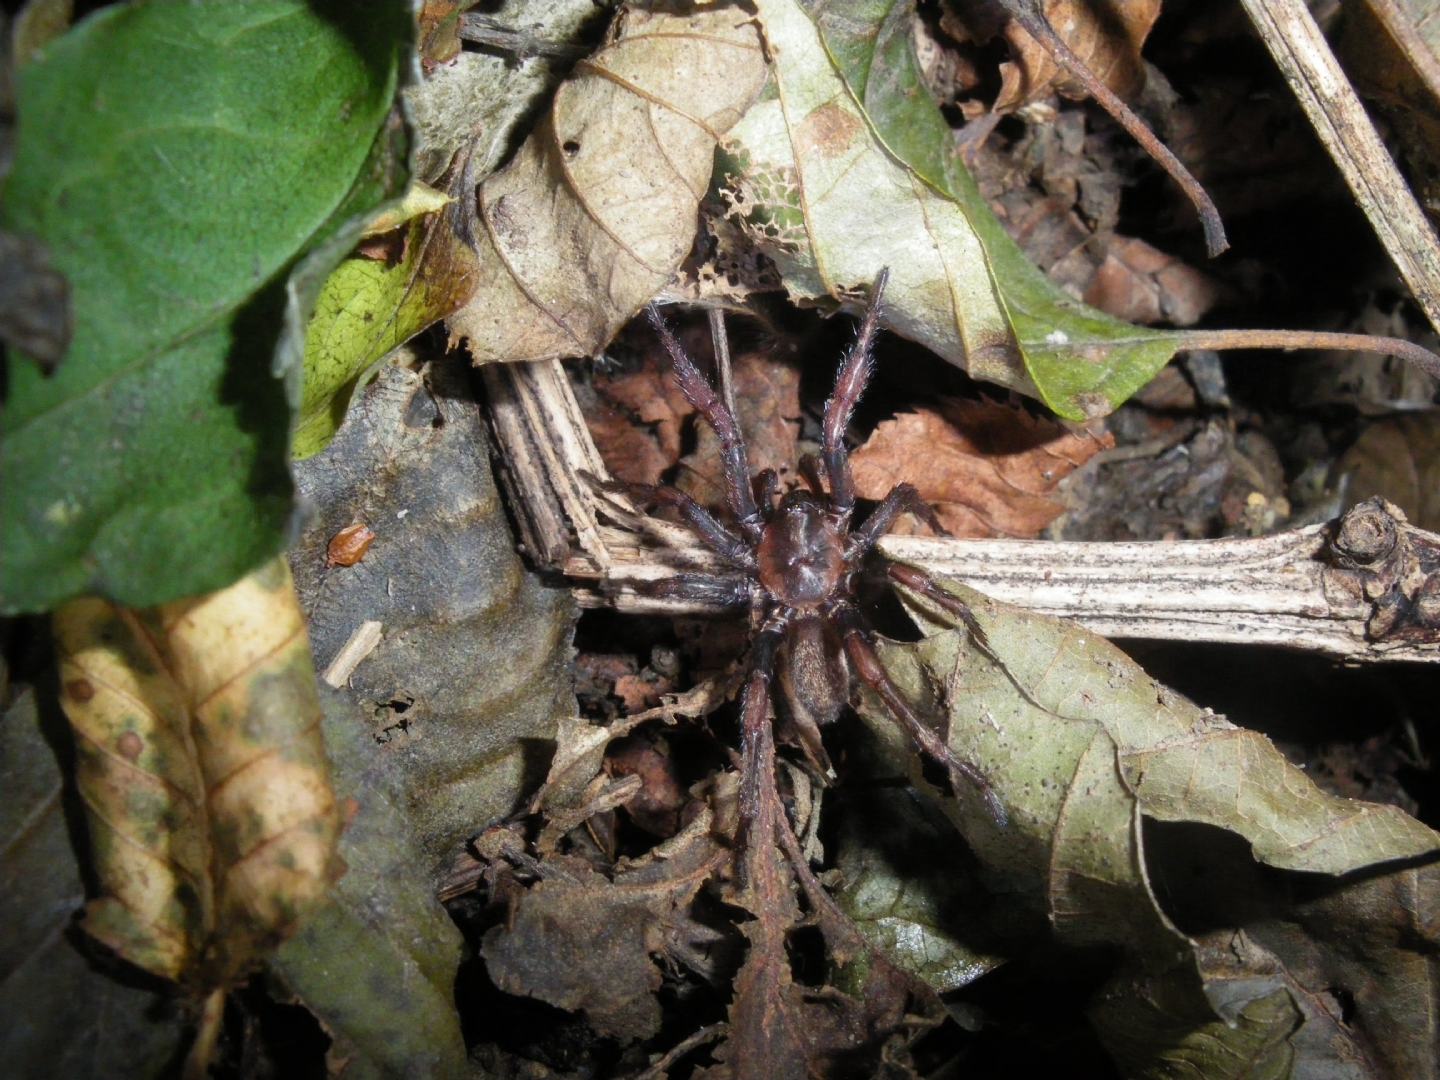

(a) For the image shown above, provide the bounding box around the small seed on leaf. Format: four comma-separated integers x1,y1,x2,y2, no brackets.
327,523,376,567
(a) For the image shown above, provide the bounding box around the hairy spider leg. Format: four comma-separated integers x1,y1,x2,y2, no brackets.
645,305,763,541
737,621,786,871
610,573,754,610
798,453,828,499
830,600,1008,825
591,474,755,568
751,467,780,513
846,482,949,561
822,267,890,520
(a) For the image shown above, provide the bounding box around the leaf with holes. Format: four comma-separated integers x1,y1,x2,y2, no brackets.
444,3,767,364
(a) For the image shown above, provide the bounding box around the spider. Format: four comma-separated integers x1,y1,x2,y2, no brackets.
596,270,1006,842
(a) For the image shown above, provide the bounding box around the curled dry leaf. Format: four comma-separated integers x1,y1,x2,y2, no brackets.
850,399,1112,538
860,573,1440,1061
994,0,1162,111
51,556,342,989
446,4,767,364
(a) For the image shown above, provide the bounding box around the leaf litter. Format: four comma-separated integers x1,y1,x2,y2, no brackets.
13,0,1440,1075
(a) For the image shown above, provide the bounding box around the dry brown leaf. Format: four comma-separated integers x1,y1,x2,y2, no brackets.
996,0,1162,111
850,399,1112,537
446,5,766,364
1335,413,1440,531
587,397,675,486
52,557,342,989
1082,235,1225,326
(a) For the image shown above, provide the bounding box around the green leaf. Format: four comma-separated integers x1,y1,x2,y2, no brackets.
727,0,1181,420
0,0,412,612
294,198,471,461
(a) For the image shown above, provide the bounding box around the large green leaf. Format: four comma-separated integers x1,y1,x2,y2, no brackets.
0,0,412,612
724,0,1182,419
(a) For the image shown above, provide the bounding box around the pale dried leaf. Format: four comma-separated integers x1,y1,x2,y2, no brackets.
448,5,767,364
52,557,342,987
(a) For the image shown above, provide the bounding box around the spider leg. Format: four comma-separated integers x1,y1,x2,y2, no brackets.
610,573,754,610
645,306,763,541
885,562,996,661
822,268,890,521
798,453,827,498
738,619,785,822
846,482,949,561
833,602,1007,825
589,473,755,568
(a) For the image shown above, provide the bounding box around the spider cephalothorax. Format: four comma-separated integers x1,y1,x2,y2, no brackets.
600,270,1004,840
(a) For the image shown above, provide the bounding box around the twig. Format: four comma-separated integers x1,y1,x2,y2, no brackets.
999,0,1228,256
457,15,592,61
1236,0,1440,336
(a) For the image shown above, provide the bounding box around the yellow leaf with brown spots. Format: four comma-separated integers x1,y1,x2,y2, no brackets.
52,556,341,989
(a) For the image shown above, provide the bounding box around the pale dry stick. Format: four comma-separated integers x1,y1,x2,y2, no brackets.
563,514,1440,664
1237,0,1440,336
708,306,739,421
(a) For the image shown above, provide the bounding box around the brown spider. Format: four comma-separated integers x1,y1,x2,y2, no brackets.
599,270,1006,839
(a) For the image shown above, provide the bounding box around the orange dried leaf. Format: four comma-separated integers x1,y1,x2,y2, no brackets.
52,556,342,989
850,400,1112,538
996,0,1161,111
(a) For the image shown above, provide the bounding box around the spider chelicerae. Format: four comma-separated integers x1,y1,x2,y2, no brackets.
596,270,1006,848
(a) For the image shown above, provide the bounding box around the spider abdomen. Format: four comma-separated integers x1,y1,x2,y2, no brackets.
756,492,847,609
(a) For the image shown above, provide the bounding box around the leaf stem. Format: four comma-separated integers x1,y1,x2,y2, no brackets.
1178,328,1440,380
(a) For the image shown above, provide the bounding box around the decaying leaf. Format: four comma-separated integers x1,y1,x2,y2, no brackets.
830,785,1002,994
297,0,605,460
1335,412,1440,532
51,556,342,990
994,0,1162,111
296,181,474,460
1,690,185,1077
269,688,470,1079
850,399,1112,537
482,802,728,1041
722,0,1185,421
291,357,577,873
858,572,1440,1067
445,4,767,364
